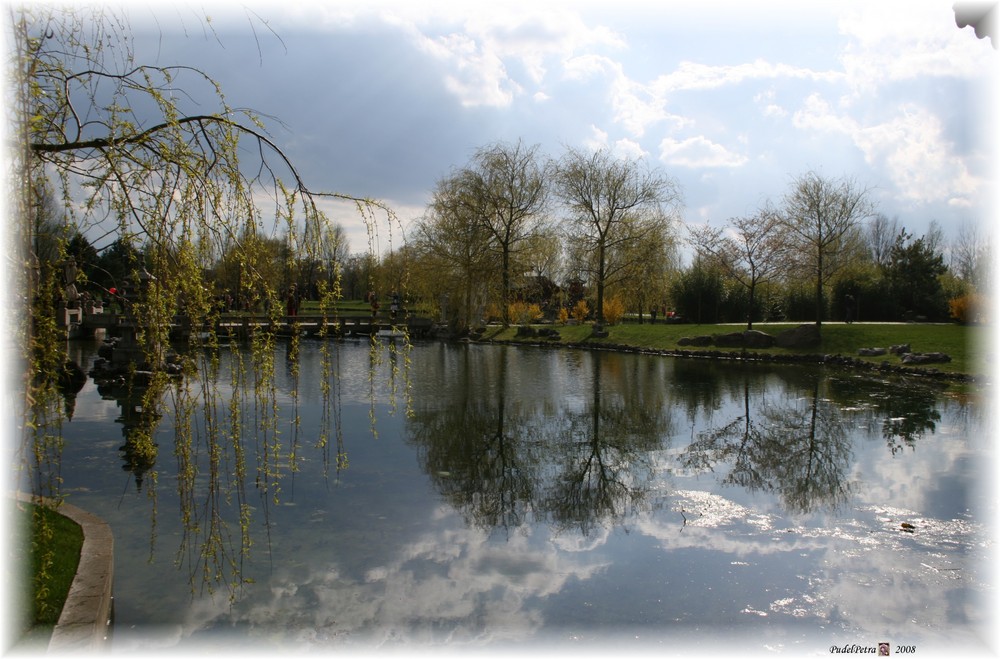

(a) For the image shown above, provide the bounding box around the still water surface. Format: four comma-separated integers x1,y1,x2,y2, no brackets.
55,338,993,654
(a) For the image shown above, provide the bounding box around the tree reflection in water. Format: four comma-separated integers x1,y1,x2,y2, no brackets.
59,341,977,614
679,370,853,514
409,349,962,529
407,347,673,536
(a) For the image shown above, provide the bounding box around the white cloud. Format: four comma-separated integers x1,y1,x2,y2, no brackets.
792,94,983,206
659,136,748,169
593,57,838,138
416,32,521,107
612,138,648,160
651,58,843,94
754,90,787,118
584,124,610,152
836,3,996,96
385,5,625,108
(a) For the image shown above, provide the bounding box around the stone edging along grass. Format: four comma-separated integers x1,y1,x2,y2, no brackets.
15,492,114,652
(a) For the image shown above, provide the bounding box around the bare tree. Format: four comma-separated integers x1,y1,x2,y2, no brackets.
780,172,875,330
554,147,681,325
688,205,788,330
951,219,992,291
866,213,899,270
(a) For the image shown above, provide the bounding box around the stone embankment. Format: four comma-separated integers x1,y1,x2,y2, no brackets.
16,493,114,653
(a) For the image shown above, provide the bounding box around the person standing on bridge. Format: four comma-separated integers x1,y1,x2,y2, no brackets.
390,292,400,320
286,284,299,317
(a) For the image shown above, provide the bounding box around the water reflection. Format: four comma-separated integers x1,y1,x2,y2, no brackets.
681,372,855,514
826,374,945,454
46,340,989,651
407,346,673,536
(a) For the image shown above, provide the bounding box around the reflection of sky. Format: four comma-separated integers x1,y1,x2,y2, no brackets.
53,341,994,654
114,505,612,652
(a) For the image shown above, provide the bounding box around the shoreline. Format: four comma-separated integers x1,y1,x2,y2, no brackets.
480,336,984,385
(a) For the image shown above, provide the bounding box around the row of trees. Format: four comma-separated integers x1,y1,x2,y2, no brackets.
37,127,990,338
397,140,990,333
407,141,680,329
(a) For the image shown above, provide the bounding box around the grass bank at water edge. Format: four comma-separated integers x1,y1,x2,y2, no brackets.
483,322,990,381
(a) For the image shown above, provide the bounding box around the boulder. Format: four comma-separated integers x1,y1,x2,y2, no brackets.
742,330,776,348
889,343,911,355
858,347,888,356
901,352,951,365
775,323,821,349
713,332,746,348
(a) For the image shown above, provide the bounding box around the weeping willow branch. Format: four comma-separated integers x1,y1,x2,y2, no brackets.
10,4,410,603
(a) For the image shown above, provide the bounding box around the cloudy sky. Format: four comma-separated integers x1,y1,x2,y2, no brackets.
116,0,997,255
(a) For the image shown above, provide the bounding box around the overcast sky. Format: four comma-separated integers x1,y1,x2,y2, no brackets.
109,1,999,255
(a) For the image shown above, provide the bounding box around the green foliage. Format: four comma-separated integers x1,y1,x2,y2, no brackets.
669,258,724,323
17,501,83,629
883,230,949,321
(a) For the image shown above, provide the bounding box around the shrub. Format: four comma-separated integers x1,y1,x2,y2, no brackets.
949,293,986,324
603,296,625,325
509,301,543,325
557,307,569,324
572,299,590,323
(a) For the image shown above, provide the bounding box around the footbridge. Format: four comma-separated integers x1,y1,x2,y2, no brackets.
74,310,437,341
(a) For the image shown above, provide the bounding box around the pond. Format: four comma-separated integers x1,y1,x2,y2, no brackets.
43,338,994,654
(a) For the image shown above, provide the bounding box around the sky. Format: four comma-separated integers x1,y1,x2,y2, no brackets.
20,0,1000,258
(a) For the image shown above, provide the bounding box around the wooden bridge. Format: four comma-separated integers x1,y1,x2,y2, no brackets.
74,310,437,342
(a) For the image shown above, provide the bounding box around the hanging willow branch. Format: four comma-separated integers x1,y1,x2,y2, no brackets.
10,5,406,602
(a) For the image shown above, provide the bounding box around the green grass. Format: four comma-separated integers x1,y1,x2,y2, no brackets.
13,501,84,641
484,321,990,379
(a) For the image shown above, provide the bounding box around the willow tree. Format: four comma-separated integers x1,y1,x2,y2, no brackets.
411,171,497,330
554,147,681,325
8,6,399,599
467,140,549,326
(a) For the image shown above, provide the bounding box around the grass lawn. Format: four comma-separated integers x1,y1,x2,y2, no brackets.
483,321,990,379
11,500,84,647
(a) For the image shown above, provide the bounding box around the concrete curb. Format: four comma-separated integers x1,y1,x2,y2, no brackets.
15,493,114,653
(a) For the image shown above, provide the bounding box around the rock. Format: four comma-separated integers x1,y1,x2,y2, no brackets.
742,330,776,348
858,347,888,356
775,323,820,349
713,332,746,348
901,352,951,365
889,343,911,355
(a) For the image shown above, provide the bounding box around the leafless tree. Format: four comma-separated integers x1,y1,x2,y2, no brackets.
688,204,788,330
780,172,875,330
